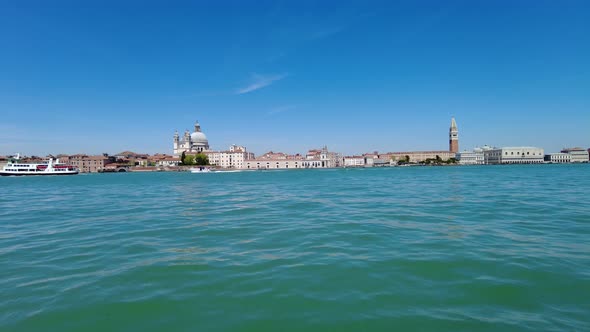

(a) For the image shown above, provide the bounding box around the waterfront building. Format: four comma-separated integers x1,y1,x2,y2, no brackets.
456,145,494,165
243,147,339,169
244,159,302,169
360,152,392,167
64,154,115,173
145,154,181,167
544,153,571,163
204,145,255,169
389,151,456,163
115,151,150,166
543,148,589,164
344,156,366,167
304,146,341,168
315,146,342,168
456,150,482,165
456,150,478,165
484,147,544,164
102,163,131,172
157,157,181,167
173,121,210,156
561,147,589,163
243,152,304,169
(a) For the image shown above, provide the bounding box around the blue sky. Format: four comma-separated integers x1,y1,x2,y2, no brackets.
1,0,589,156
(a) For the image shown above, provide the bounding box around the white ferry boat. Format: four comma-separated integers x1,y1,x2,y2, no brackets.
0,155,79,176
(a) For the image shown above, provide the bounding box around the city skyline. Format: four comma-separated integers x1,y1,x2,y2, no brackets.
1,1,589,156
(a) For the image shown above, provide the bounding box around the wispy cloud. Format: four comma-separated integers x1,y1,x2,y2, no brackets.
267,105,296,115
235,73,287,95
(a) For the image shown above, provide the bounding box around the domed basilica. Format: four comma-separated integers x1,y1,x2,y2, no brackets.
173,121,210,156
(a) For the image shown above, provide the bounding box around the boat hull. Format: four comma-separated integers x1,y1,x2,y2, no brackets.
0,171,79,176
189,167,212,173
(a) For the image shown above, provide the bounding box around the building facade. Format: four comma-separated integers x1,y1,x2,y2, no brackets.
389,151,456,163
173,121,210,156
484,147,544,164
344,156,366,167
561,147,589,163
205,145,255,169
456,145,493,165
64,154,114,173
244,158,304,169
544,153,571,163
456,150,483,165
242,147,340,170
306,146,342,168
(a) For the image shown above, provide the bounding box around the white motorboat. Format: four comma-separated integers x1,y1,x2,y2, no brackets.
190,166,212,173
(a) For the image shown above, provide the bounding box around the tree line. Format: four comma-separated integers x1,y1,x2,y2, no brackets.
180,151,209,166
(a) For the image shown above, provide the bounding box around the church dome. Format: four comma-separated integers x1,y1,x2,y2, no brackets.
190,131,208,144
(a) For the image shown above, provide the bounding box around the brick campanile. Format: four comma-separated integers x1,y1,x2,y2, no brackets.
449,117,459,153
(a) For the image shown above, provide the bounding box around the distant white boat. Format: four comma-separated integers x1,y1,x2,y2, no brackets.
190,166,212,173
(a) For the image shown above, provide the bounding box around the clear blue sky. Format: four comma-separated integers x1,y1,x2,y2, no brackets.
1,0,589,156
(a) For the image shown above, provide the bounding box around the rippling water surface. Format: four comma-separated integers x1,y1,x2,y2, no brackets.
1,165,589,331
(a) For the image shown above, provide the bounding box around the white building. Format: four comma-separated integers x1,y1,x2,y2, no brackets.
244,158,304,169
344,156,366,167
484,147,545,164
243,147,341,170
205,145,255,169
544,153,571,163
173,121,210,156
457,150,482,165
157,157,181,167
456,145,494,165
561,147,589,163
361,152,392,167
306,146,342,168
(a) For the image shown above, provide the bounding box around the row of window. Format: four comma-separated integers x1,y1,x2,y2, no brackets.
500,161,544,164
505,151,540,156
247,165,301,169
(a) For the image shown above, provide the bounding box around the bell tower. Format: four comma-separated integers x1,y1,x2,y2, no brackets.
173,130,179,155
449,117,459,153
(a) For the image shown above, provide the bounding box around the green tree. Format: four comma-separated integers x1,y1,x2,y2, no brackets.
195,153,209,166
184,154,196,165
181,151,186,165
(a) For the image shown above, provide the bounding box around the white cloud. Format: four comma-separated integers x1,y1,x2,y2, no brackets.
235,73,287,95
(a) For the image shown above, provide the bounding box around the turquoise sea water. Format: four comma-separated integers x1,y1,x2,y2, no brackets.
1,165,589,331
